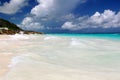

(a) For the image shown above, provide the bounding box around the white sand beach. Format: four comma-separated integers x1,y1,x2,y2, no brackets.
0,34,120,80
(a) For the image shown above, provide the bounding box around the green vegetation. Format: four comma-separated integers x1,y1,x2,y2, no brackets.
0,18,22,30
0,18,43,34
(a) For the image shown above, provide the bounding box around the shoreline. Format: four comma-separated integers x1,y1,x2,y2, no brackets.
0,34,120,80
0,53,14,78
0,35,22,78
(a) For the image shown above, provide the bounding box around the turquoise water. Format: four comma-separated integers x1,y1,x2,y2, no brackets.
47,34,120,40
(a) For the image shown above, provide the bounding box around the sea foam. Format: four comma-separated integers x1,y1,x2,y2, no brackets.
9,34,29,40
8,56,25,68
44,36,58,40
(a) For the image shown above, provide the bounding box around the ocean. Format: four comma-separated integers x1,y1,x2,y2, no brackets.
0,34,120,80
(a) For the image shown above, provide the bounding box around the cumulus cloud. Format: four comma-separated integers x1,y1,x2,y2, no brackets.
31,0,86,17
62,22,78,30
0,0,28,14
20,0,86,30
62,10,120,30
21,17,44,30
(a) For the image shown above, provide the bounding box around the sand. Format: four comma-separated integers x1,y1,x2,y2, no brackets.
0,35,25,78
0,35,10,40
0,53,13,77
0,35,13,78
0,34,120,80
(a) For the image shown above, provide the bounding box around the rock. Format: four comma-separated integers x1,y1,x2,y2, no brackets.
23,31,42,34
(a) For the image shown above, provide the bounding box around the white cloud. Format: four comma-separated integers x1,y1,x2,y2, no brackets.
21,17,44,30
21,0,86,30
31,0,86,17
62,22,78,30
62,10,120,30
0,0,28,14
89,10,120,28
60,14,75,21
31,0,55,17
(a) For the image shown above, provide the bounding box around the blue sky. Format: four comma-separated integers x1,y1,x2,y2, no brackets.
0,0,120,33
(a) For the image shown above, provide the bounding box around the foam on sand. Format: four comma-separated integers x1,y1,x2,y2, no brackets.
9,34,29,40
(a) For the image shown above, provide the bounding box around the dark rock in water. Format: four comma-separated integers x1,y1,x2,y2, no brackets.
0,18,43,35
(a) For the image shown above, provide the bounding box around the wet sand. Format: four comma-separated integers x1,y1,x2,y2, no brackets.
0,35,27,79
0,35,13,78
0,53,13,77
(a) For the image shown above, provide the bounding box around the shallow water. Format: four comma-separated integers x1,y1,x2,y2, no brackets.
0,34,120,80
